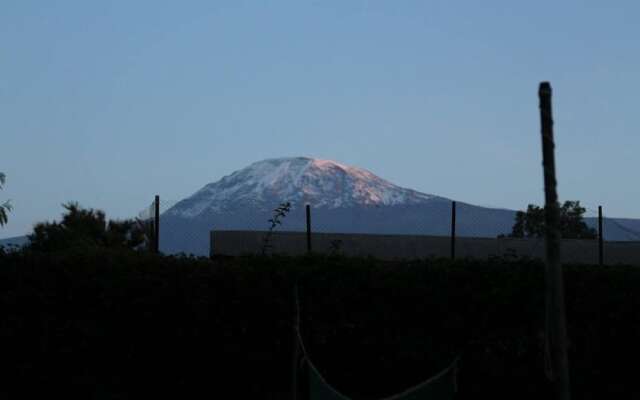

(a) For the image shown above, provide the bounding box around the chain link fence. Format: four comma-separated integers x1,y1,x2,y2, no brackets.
139,197,640,264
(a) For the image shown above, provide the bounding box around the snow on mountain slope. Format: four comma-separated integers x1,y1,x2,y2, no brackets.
157,157,640,255
167,157,445,218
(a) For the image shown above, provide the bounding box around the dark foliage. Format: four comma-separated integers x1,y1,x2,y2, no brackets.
0,249,637,399
509,201,597,239
27,202,148,251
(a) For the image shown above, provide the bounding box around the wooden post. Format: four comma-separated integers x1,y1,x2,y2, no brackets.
539,82,571,400
154,195,160,254
305,205,312,254
292,285,300,400
598,206,604,266
450,201,456,260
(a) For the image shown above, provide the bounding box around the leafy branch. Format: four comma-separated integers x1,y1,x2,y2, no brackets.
0,173,12,227
261,202,291,255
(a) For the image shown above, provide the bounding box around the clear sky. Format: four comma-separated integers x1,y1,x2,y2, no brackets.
2,1,639,238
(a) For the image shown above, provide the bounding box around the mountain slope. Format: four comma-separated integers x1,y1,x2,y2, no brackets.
160,157,514,255
159,157,640,255
166,157,444,218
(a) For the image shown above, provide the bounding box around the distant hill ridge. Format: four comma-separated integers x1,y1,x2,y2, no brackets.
0,235,29,248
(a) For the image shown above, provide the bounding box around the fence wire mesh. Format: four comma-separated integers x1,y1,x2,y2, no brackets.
139,197,640,264
134,200,156,252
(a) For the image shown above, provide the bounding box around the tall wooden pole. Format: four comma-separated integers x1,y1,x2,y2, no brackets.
292,285,300,400
539,82,571,400
598,206,604,266
306,204,312,254
450,201,457,260
154,195,160,254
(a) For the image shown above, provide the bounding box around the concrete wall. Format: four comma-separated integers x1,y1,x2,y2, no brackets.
211,230,640,265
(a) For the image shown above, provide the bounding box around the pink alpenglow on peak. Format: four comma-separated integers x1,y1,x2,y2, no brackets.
168,157,443,218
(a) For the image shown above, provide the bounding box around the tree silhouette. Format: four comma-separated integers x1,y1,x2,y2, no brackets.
0,173,11,227
28,202,147,251
509,201,596,239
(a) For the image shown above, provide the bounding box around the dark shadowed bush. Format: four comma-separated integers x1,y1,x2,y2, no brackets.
0,248,637,399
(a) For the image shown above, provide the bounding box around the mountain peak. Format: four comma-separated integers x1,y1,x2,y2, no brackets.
168,157,441,218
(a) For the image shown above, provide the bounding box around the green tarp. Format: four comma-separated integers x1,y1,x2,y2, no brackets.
307,357,458,400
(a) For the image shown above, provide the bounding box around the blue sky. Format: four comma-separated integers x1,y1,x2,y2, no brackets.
2,1,639,238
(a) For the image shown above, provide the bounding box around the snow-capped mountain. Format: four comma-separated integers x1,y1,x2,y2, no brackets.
166,157,444,218
159,157,640,255
159,157,508,254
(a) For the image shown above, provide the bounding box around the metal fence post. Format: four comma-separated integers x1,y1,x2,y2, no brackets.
154,195,160,254
306,205,312,254
598,206,604,266
451,201,456,260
